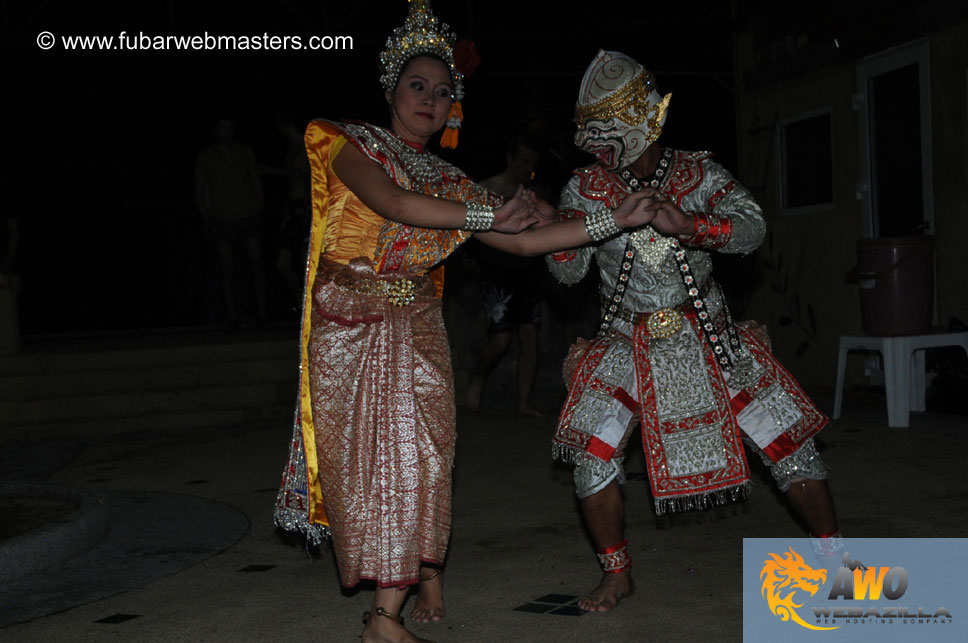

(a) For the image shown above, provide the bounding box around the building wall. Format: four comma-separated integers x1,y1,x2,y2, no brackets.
930,22,968,327
734,20,968,390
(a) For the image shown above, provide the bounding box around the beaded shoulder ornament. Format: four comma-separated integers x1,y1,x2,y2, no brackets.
598,155,757,386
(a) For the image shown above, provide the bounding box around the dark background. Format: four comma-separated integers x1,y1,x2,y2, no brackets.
3,1,739,334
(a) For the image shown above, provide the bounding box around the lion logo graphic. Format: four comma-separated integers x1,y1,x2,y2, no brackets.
760,547,838,631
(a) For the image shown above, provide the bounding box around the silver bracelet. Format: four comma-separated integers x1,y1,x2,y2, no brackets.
463,203,495,231
584,207,622,242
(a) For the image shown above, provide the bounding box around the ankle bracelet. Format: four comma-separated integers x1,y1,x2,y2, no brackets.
596,539,631,573
375,606,404,625
418,568,441,582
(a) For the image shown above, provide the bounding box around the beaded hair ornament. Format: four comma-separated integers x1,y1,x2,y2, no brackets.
379,0,468,148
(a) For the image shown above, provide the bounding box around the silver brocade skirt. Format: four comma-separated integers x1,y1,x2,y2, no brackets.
308,258,456,588
554,283,828,515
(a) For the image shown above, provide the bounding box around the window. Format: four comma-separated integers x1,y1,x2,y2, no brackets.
779,109,833,213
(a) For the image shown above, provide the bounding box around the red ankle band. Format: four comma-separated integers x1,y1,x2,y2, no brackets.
596,539,631,573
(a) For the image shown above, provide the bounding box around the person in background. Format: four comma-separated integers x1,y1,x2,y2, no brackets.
195,117,268,330
263,113,312,316
467,135,547,416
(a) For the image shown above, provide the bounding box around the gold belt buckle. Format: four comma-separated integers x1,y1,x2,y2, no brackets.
384,278,416,307
646,307,683,338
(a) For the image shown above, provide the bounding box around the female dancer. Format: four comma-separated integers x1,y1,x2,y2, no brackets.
274,3,663,641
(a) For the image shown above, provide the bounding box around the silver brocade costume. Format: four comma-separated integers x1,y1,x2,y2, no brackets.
547,150,828,515
273,120,498,581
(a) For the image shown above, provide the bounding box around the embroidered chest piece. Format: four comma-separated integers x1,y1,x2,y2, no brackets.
623,148,674,272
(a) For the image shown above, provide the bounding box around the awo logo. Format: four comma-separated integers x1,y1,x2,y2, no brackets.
812,552,952,626
759,547,954,632
760,547,834,631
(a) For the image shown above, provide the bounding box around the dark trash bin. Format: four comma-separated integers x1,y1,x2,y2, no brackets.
856,236,934,336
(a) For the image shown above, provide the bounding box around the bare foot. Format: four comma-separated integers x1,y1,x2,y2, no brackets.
410,569,445,622
466,377,483,413
578,570,634,612
362,609,434,643
518,406,546,417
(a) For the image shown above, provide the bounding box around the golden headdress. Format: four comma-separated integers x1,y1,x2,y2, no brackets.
574,50,671,144
379,0,465,148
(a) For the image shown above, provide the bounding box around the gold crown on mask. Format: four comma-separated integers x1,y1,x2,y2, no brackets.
574,70,671,141
379,0,464,101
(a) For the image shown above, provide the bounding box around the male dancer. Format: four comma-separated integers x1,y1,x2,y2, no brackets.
547,50,840,612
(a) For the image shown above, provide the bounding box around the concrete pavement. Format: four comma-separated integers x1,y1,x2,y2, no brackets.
1,392,967,642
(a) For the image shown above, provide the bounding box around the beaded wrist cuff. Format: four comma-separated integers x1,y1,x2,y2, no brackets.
681,211,733,249
596,538,631,573
463,203,495,231
584,207,622,242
